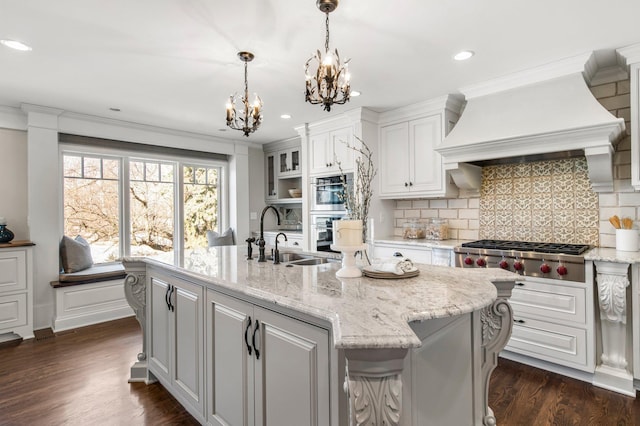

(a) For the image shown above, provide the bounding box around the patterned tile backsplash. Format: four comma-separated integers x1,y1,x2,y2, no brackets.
479,157,599,245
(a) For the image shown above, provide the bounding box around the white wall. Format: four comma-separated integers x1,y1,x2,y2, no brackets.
248,147,265,233
0,128,28,239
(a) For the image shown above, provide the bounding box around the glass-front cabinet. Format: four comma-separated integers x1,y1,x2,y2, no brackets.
263,141,302,203
279,148,301,177
265,152,277,200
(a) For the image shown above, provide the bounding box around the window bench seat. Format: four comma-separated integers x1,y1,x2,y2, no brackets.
50,263,133,332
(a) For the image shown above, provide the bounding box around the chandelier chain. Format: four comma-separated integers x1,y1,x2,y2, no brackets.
325,12,330,53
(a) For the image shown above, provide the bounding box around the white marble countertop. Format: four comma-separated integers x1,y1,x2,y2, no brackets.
373,236,471,249
585,247,640,263
131,246,518,350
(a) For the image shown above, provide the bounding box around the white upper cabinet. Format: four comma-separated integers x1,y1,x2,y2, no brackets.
263,139,302,203
278,147,301,177
309,127,354,176
378,96,461,199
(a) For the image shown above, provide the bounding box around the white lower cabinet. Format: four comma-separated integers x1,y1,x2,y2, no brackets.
372,242,432,265
0,244,34,341
148,272,205,418
206,289,330,426
505,277,594,372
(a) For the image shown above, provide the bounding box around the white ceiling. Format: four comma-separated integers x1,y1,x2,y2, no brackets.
1,0,639,144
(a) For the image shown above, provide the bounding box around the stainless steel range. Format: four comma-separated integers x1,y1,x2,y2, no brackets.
454,239,591,282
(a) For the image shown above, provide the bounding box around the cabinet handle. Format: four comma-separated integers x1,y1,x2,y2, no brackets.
168,285,175,312
165,285,171,311
244,316,253,356
514,319,525,324
515,282,525,286
393,252,403,257
293,241,299,246
252,320,261,360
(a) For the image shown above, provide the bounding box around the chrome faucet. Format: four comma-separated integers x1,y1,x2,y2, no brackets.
257,205,281,262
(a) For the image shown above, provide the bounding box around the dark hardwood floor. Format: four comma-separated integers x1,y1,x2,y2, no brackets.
1,317,639,425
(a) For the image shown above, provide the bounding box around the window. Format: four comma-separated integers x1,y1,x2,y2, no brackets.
62,148,225,265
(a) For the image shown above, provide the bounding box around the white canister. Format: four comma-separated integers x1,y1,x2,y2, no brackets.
332,219,363,248
615,229,639,251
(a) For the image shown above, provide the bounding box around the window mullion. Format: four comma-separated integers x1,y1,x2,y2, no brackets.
122,158,131,258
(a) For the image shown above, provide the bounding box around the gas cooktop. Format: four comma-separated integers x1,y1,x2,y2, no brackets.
460,239,591,256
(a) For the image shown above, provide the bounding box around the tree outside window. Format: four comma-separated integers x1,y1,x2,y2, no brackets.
63,152,223,265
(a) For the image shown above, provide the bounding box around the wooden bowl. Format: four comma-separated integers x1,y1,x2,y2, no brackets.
288,188,302,198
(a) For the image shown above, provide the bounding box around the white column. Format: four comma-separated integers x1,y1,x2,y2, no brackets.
593,261,635,397
23,104,63,329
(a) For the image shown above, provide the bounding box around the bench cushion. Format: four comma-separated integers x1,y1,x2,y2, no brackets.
53,263,126,287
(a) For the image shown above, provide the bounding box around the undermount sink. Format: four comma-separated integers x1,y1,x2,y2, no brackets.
266,252,336,266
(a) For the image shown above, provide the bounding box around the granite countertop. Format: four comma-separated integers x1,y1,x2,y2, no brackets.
373,236,472,249
585,247,640,263
131,246,518,350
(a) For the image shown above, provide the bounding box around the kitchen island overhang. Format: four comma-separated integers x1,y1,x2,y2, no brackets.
123,246,518,425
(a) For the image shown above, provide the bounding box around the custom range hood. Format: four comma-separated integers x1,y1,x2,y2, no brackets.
436,53,626,193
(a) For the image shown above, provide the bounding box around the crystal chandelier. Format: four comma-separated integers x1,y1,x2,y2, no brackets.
305,0,351,112
226,51,263,137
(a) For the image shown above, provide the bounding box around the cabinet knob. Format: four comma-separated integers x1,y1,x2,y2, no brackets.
404,182,409,187
409,182,413,186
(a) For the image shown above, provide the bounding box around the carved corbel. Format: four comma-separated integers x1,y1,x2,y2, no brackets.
344,348,408,426
479,279,515,426
123,260,149,383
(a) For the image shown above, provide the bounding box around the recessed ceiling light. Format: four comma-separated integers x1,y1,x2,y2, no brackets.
351,90,361,97
453,50,474,61
1,39,32,51
280,114,291,119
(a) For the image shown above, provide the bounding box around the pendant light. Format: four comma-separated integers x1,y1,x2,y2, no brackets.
226,51,263,137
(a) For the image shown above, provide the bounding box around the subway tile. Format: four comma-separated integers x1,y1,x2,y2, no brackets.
591,83,616,98
439,209,458,219
618,192,640,206
468,198,480,209
420,209,438,218
598,193,618,207
598,94,630,110
394,209,405,218
404,209,420,218
459,208,479,219
396,200,412,209
429,199,448,209
468,219,479,230
448,219,468,229
458,229,479,241
412,200,430,208
617,80,630,95
448,198,468,209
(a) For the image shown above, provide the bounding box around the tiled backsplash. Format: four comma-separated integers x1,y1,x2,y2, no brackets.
479,158,599,245
393,77,631,247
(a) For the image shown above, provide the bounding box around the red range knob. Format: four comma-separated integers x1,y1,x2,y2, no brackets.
557,265,568,276
513,261,523,271
540,263,551,274
476,258,486,267
464,257,474,265
499,260,509,269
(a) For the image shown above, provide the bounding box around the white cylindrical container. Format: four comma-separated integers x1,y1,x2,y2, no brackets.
616,229,639,251
332,219,363,247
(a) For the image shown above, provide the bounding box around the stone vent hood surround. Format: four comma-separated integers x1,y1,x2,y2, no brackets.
436,70,625,193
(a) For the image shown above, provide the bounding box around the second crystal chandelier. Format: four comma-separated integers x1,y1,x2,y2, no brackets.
305,0,351,112
226,51,263,137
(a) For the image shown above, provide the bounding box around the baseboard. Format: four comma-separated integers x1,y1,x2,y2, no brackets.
52,306,134,333
499,350,595,384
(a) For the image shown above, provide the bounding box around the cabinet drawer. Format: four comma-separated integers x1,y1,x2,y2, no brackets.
506,317,589,370
0,250,27,293
510,281,586,325
373,244,432,265
0,292,27,330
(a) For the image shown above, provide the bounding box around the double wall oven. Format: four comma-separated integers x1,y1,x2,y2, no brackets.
310,174,352,251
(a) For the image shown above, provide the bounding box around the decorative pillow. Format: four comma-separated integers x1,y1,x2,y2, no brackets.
60,235,94,273
206,228,234,246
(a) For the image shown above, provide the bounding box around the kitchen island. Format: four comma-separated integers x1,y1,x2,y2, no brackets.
123,246,517,426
